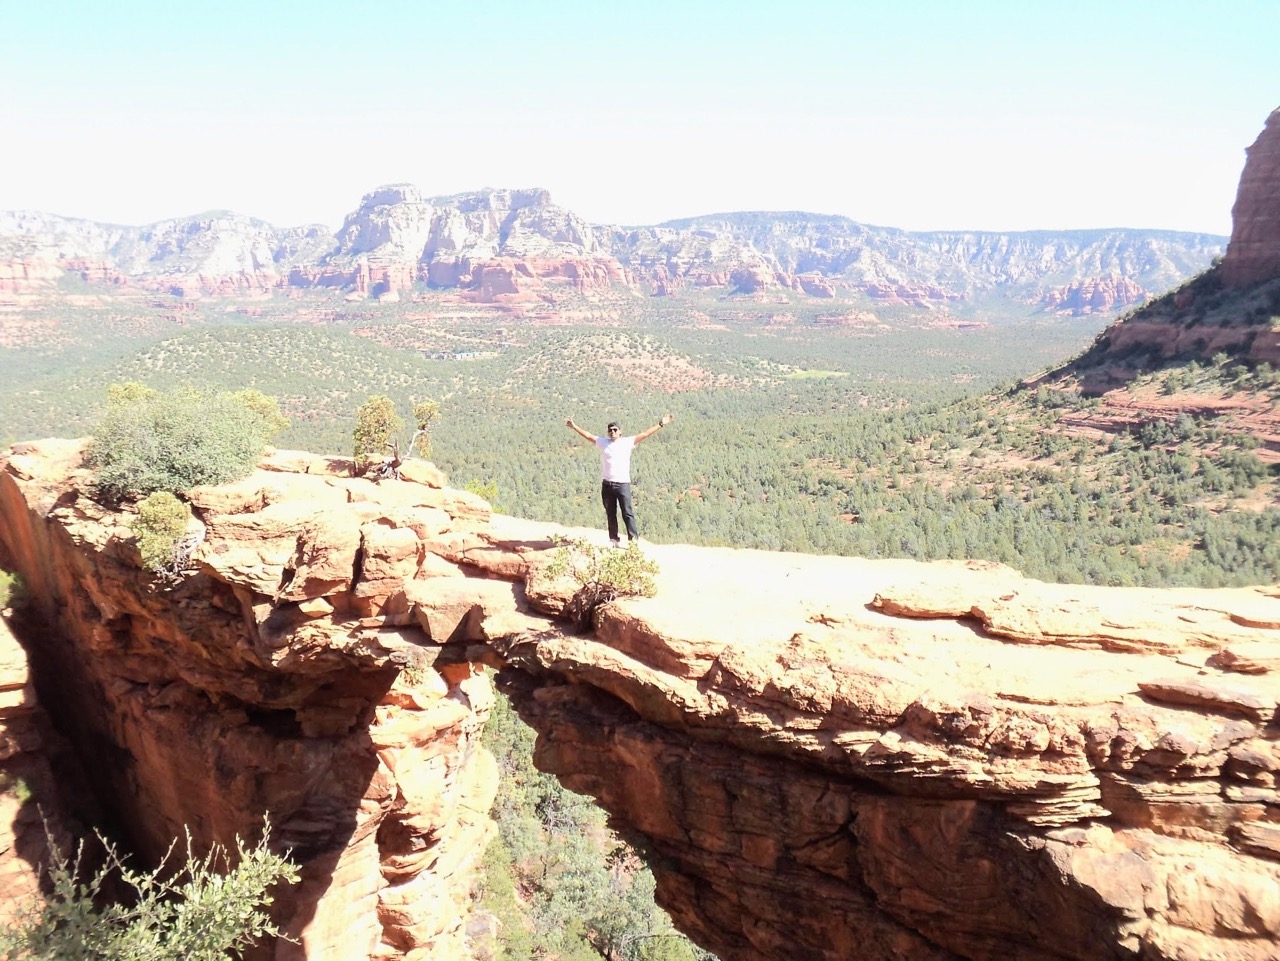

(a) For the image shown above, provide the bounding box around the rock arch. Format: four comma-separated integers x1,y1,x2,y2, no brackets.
1,443,1277,960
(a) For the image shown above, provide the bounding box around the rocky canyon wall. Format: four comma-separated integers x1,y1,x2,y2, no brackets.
1223,108,1280,288
1,443,1278,961
0,442,516,960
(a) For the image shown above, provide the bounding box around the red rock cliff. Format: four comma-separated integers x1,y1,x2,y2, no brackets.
1222,107,1280,287
1,442,1278,961
0,442,524,960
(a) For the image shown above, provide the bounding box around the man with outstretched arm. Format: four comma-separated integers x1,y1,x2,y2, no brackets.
565,413,675,547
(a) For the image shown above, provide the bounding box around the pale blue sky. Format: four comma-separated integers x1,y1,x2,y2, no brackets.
1,0,1274,233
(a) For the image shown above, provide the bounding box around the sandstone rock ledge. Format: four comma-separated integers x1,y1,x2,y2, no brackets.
0,441,1278,961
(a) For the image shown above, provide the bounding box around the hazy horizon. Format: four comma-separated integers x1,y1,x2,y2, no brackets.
1,0,1274,235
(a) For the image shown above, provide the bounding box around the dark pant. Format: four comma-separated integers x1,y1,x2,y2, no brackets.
601,480,637,542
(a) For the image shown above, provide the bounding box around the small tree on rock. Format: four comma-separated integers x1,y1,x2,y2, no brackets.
353,395,442,478
410,399,441,457
544,536,659,629
225,388,289,442
353,395,403,471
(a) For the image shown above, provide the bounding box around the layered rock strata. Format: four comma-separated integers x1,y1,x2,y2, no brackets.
0,188,1226,314
0,442,520,960
497,527,1280,961
1040,274,1148,315
1,443,1278,961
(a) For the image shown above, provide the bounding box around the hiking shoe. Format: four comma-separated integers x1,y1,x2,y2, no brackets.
610,538,621,548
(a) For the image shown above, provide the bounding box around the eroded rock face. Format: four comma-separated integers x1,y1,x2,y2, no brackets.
1222,107,1280,287
0,615,72,907
0,256,63,294
1,445,1278,961
495,535,1280,961
0,441,523,960
1040,274,1148,314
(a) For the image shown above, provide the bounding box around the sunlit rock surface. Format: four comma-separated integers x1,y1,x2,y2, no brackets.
0,442,1277,961
1222,107,1280,288
0,441,507,960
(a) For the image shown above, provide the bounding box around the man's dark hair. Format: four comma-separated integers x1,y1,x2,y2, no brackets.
607,422,620,431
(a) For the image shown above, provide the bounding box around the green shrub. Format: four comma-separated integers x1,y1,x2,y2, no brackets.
0,823,299,961
0,570,25,609
106,381,158,406
0,773,32,805
352,395,402,467
397,646,434,687
224,389,289,441
86,386,275,500
1214,448,1269,492
134,492,192,574
545,536,659,628
462,479,502,510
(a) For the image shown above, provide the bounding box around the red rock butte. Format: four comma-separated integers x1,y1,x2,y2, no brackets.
1,440,1278,961
1222,107,1280,287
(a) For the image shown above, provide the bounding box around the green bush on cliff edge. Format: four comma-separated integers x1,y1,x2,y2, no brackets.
544,536,659,629
86,384,287,500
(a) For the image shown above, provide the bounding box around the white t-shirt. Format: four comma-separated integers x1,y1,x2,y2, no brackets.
595,435,636,482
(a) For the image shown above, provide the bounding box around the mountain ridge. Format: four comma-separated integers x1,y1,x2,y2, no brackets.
0,187,1226,316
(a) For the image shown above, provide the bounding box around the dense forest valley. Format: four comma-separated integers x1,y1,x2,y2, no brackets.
2,273,1279,960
